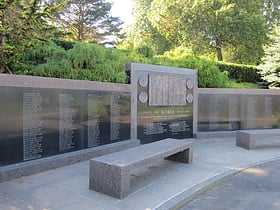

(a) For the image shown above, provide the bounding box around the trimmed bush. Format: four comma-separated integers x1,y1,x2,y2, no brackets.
217,62,261,83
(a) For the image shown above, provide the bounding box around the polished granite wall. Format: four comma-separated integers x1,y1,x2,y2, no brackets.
197,88,280,132
0,74,131,166
1,64,279,168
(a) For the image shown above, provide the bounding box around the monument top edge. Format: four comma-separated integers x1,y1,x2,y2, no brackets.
126,62,197,75
0,73,130,92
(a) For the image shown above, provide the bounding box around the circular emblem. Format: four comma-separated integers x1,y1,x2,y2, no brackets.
186,93,194,103
138,75,148,87
138,92,148,103
186,79,194,89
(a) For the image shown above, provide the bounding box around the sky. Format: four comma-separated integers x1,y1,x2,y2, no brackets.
109,0,133,25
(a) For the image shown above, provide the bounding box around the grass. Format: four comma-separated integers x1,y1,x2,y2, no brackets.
225,79,260,89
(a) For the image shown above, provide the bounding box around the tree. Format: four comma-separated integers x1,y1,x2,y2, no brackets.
0,0,62,73
128,0,280,64
56,0,123,45
119,0,172,54
258,26,280,89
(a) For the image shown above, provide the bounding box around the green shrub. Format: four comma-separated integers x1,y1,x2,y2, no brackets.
15,40,260,88
23,41,128,83
68,42,106,69
135,45,154,58
156,51,228,88
217,62,261,83
24,41,67,65
51,39,76,50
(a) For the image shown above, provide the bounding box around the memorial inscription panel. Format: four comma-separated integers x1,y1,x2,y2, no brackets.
110,94,121,141
85,91,130,147
264,96,273,128
198,92,280,132
88,93,101,147
23,92,43,160
137,71,195,143
0,86,130,166
59,93,79,151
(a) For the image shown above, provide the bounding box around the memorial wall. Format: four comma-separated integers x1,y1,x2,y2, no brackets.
2,63,279,170
127,63,198,144
0,74,131,166
197,88,280,132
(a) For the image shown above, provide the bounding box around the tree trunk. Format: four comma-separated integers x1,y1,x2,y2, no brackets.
216,47,223,61
215,39,223,61
0,32,6,73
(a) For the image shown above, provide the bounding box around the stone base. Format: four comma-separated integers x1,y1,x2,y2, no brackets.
0,139,140,183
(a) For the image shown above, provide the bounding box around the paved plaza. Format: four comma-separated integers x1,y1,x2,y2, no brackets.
1,136,280,210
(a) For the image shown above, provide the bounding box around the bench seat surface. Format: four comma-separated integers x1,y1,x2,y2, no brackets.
238,129,280,135
236,129,280,150
92,138,193,167
89,138,193,198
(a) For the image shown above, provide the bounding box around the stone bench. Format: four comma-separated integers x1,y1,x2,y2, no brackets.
236,129,280,150
89,138,193,198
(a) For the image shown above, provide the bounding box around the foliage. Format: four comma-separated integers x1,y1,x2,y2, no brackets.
152,47,262,88
51,39,76,50
0,0,64,73
217,62,261,83
119,0,172,54
155,48,228,88
126,0,280,64
258,26,280,89
55,0,123,45
224,80,260,89
21,40,128,83
17,41,262,88
135,45,154,58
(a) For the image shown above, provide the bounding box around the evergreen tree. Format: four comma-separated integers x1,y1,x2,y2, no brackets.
0,0,63,73
258,26,280,89
57,0,123,45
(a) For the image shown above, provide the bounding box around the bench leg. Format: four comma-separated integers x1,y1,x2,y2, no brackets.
165,147,193,163
236,132,256,150
89,160,130,199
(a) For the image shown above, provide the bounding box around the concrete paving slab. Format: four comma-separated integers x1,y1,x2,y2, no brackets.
0,137,280,210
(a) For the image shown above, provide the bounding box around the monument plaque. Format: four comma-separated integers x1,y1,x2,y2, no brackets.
127,63,197,143
148,74,186,106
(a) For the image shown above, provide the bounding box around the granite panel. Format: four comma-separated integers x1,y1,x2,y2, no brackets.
0,74,132,176
198,89,280,132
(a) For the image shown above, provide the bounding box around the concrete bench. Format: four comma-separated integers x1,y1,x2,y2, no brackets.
236,129,280,150
89,138,193,198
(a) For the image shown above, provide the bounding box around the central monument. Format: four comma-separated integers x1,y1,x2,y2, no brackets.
127,63,197,144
